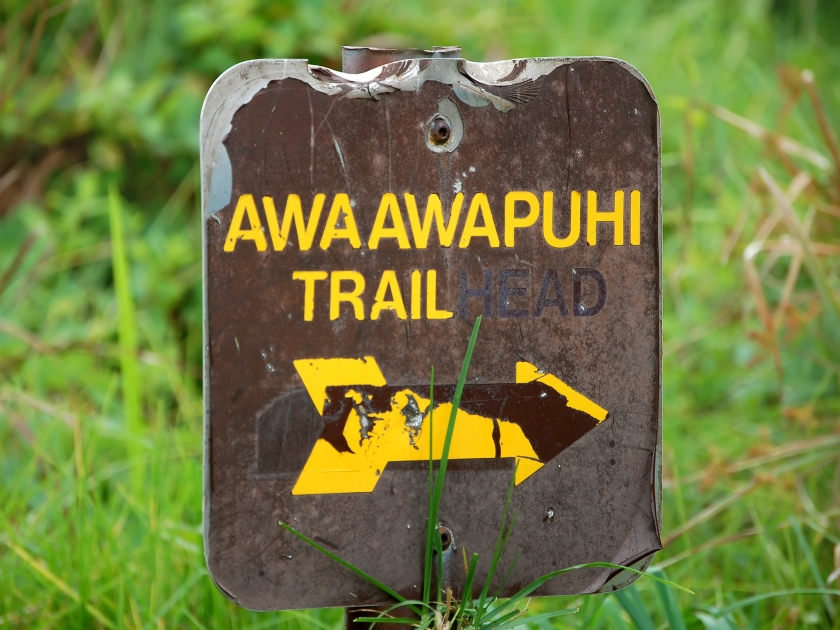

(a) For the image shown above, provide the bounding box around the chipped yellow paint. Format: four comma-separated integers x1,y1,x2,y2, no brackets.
293,388,541,495
498,421,544,484
293,356,386,414
515,360,608,422
291,357,607,495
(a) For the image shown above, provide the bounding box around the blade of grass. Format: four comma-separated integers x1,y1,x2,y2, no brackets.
423,366,435,605
0,230,38,299
108,184,141,437
801,70,840,174
772,248,803,333
614,585,656,630
435,515,443,604
710,589,840,617
349,599,437,628
154,567,207,620
416,618,435,630
352,618,422,625
183,609,210,629
492,547,522,600
668,434,840,486
790,517,835,620
695,611,737,630
481,562,692,625
455,552,479,621
4,539,114,628
706,103,831,171
278,522,421,616
650,569,688,630
474,441,518,624
428,316,481,601
483,605,529,629
493,608,579,630
602,597,632,630
783,523,806,619
743,241,783,381
580,593,607,629
759,167,840,328
663,480,757,546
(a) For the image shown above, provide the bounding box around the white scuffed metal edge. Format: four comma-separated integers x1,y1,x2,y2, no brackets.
199,56,657,218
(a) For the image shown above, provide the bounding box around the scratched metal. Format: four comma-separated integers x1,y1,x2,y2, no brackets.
202,49,662,611
342,45,461,74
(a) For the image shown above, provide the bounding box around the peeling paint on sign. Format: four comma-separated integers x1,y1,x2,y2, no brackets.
290,356,608,495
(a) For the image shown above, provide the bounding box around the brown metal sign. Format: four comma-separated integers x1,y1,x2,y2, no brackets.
201,47,662,612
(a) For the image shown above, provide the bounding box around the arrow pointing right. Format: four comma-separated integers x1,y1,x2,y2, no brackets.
291,357,609,495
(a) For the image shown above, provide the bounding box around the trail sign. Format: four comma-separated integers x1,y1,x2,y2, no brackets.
201,47,662,612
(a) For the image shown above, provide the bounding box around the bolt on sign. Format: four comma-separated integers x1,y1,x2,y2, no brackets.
201,46,662,611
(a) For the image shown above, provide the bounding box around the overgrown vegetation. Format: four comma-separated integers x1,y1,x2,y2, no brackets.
1,0,839,628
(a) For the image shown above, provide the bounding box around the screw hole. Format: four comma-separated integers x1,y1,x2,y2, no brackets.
429,118,451,145
438,525,453,551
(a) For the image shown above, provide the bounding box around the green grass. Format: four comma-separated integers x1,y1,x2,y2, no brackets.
2,0,839,627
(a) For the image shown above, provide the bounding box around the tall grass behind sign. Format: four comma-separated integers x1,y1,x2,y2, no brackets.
201,47,662,611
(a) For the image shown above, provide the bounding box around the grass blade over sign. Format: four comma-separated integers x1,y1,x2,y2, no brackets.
475,460,519,624
427,316,482,599
423,365,435,605
455,552,479,620
279,318,481,619
492,547,522,601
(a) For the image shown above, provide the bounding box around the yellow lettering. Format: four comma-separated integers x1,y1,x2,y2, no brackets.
504,191,540,247
264,194,325,251
630,190,640,246
320,194,362,249
411,270,421,320
330,271,365,320
404,193,464,248
544,191,581,248
370,271,407,320
426,270,453,319
223,194,267,252
292,271,328,321
368,193,411,249
586,190,624,246
458,193,500,248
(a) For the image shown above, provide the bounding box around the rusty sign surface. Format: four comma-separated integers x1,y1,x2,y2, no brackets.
201,47,662,611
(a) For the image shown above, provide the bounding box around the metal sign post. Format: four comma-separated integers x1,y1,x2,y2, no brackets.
201,46,662,617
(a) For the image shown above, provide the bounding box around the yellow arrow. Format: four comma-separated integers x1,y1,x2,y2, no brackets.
290,357,608,495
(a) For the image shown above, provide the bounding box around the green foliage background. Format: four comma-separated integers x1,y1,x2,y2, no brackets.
1,0,839,627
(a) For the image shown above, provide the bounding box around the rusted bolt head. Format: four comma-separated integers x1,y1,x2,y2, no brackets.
438,524,453,551
429,118,451,145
